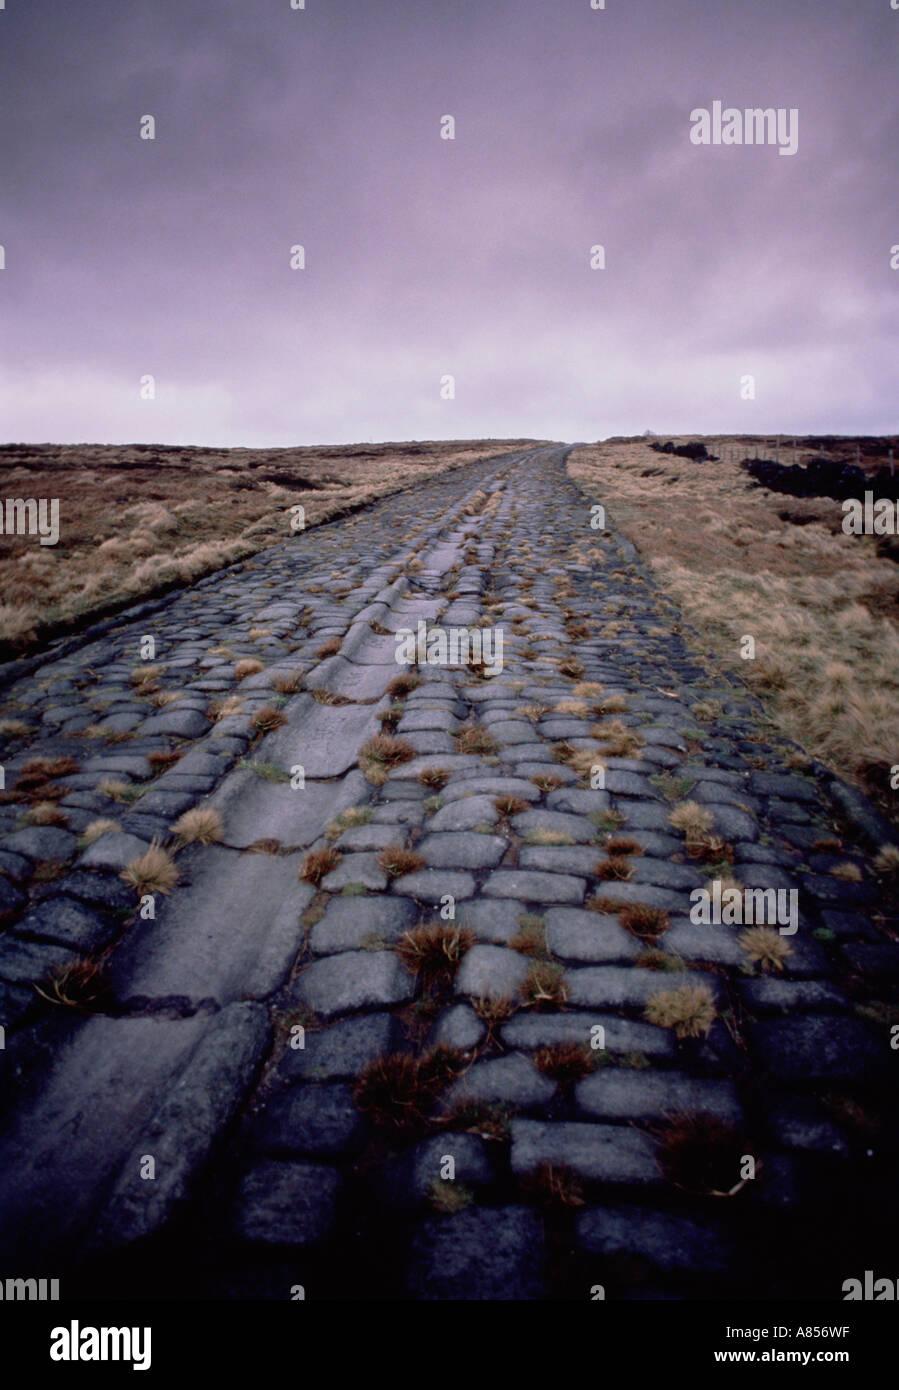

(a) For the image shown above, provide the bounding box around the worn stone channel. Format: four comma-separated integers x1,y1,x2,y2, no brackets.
0,444,896,1300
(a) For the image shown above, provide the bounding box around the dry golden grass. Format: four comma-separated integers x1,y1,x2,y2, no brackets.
121,840,179,896
251,705,286,733
377,845,426,878
23,800,69,826
234,659,263,681
875,844,899,877
645,982,717,1038
272,671,303,695
568,436,899,818
739,926,792,972
80,817,121,845
395,923,475,990
0,439,540,657
172,807,224,846
211,695,244,721
669,801,715,841
360,734,417,785
300,846,341,884
455,724,497,755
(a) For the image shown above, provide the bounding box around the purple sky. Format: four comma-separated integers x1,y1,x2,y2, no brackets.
1,0,896,446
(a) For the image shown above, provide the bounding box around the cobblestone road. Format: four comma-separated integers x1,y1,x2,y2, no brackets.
0,444,896,1300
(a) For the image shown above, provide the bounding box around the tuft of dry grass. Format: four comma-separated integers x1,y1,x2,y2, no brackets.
494,794,530,817
525,827,574,846
315,637,342,659
669,800,714,841
300,846,341,884
591,693,628,715
388,672,421,698
520,1162,585,1207
831,861,863,883
98,777,133,802
418,766,450,789
395,923,475,990
519,960,569,1010
605,836,643,857
34,958,113,1011
211,694,244,721
251,705,286,733
455,724,497,756
739,926,792,973
591,718,642,757
567,749,606,782
594,855,635,882
360,734,416,785
0,718,31,738
234,658,263,681
353,1046,467,1129
23,801,69,827
272,671,304,695
874,844,899,877
172,807,224,846
148,749,182,772
377,845,426,879
121,840,179,896
80,817,121,846
533,1042,596,1083
530,773,566,793
16,755,79,790
617,903,670,940
645,982,716,1038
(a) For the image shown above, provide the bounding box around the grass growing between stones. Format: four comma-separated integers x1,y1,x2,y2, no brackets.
418,766,450,789
325,806,373,838
234,659,263,681
591,719,643,758
360,734,416,785
439,1099,517,1142
455,724,498,755
172,807,224,847
251,705,287,733
644,982,717,1038
300,846,342,884
652,1112,751,1197
388,673,421,698
377,845,426,879
604,836,643,856
533,1042,596,1083
508,916,551,959
520,960,569,1009
520,1163,585,1208
530,773,566,793
22,801,69,826
636,948,687,972
354,1046,468,1130
739,926,792,973
34,958,113,1011
121,840,179,896
238,758,290,782
79,818,121,848
594,855,635,882
395,923,475,991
